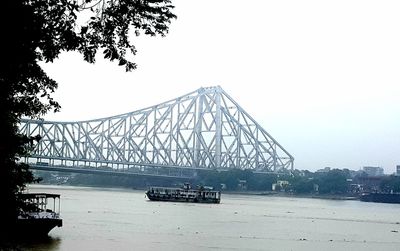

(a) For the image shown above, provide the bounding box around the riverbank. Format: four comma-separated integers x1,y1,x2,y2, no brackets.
34,183,360,201
224,190,359,201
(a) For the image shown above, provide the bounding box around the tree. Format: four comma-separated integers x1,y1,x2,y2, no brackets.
291,178,314,194
0,0,175,240
316,169,349,194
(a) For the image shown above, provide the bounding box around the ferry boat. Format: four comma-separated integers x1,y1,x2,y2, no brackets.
360,192,400,204
16,193,63,237
146,183,221,203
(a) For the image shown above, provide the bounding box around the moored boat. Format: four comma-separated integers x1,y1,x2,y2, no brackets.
146,183,221,203
360,192,400,204
16,193,63,237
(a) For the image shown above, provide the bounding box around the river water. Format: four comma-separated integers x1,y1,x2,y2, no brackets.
19,185,400,251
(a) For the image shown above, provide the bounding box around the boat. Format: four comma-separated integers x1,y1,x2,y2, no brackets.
146,183,221,203
16,193,63,237
359,192,400,204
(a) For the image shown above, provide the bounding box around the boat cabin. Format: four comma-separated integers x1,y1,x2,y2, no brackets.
18,193,61,219
146,184,221,203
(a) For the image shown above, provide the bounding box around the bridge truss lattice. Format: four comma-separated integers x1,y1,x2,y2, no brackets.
19,86,294,178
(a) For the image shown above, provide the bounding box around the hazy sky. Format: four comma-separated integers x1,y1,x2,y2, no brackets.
41,0,400,173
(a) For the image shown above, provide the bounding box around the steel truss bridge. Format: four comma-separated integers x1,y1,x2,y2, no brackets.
19,86,294,179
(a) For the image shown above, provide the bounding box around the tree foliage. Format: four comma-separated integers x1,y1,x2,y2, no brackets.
0,0,175,239
290,177,314,194
315,169,350,194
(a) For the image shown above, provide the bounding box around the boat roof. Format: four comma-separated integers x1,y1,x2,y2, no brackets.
148,186,218,192
18,193,61,199
148,186,184,190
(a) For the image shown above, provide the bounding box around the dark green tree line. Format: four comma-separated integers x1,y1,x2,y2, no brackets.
0,0,175,241
315,169,350,194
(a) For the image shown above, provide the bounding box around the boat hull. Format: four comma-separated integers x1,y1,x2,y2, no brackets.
360,193,400,204
15,218,63,237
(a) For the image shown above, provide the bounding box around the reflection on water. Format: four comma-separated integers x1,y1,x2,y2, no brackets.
19,185,400,251
16,236,61,251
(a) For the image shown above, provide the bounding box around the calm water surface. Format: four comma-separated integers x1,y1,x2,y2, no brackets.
19,185,400,251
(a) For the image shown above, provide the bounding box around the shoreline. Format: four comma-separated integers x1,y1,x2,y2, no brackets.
31,183,360,201
223,190,359,201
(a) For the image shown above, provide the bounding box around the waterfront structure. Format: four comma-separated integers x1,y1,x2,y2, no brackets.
360,192,400,204
19,86,294,178
272,180,290,191
16,193,62,236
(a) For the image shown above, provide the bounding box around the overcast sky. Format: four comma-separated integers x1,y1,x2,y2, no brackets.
41,0,400,173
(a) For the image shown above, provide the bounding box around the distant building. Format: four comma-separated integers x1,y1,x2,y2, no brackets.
237,180,247,190
354,176,384,193
313,184,319,193
396,165,400,176
316,167,331,173
272,180,289,191
363,166,384,177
